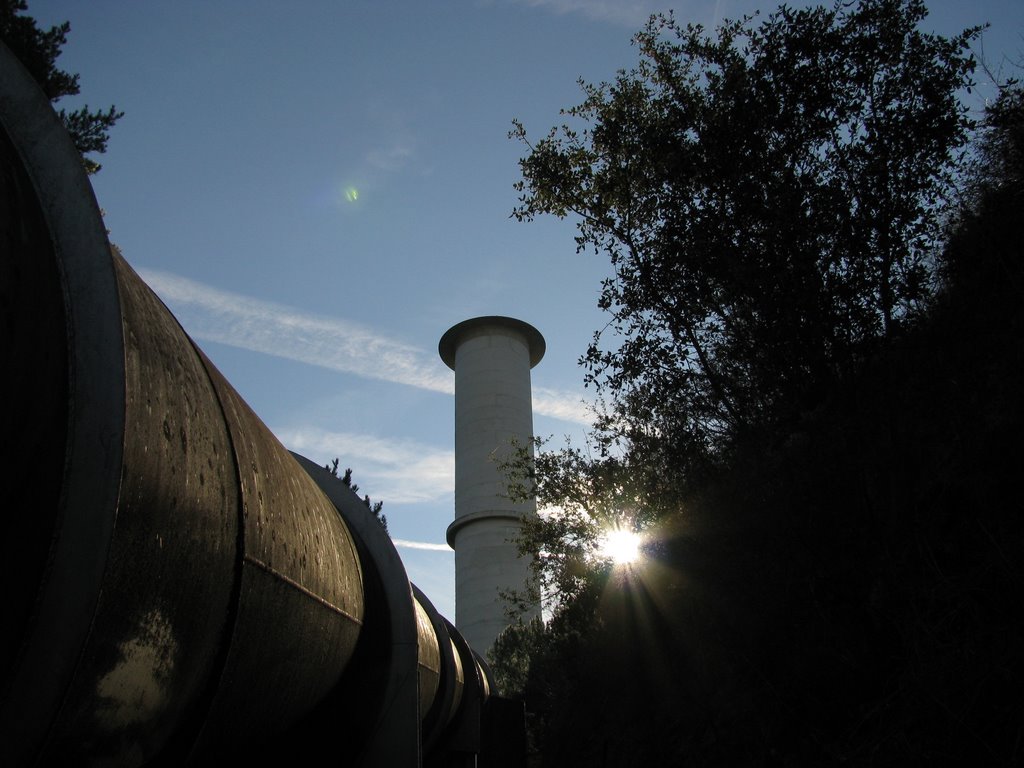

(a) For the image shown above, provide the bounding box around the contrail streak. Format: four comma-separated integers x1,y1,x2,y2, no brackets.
392,539,452,552
141,268,591,424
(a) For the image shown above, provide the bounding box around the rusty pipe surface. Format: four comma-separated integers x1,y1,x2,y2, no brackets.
0,42,364,766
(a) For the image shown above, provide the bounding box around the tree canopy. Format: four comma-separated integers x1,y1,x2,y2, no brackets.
513,0,978,481
0,0,122,173
507,0,981,611
497,1,1023,764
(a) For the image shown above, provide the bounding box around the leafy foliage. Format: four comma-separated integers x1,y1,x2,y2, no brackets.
513,0,978,478
498,2,1024,764
500,437,675,613
0,0,122,173
507,0,982,635
488,617,546,698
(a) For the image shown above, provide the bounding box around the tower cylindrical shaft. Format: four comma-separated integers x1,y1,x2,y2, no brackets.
440,317,544,654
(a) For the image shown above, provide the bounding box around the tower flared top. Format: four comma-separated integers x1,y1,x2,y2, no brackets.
438,316,545,370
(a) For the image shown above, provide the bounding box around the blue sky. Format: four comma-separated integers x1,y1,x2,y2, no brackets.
29,0,1023,618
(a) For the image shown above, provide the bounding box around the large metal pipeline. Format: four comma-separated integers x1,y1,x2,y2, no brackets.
0,41,520,767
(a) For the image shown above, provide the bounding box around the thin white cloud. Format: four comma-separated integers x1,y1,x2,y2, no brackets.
533,385,590,424
507,0,674,27
366,142,415,172
275,425,455,505
393,539,452,552
140,269,453,394
140,269,592,424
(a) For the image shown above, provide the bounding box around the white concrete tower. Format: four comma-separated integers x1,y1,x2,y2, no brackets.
439,316,544,654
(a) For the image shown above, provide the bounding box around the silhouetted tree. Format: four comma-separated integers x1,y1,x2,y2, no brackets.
513,0,979,480
503,2,1024,765
508,0,982,645
325,457,388,532
0,0,122,173
489,617,546,699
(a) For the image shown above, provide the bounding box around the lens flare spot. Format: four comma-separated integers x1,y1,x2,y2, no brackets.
343,186,359,202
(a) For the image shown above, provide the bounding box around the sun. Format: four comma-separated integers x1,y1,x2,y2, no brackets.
598,528,643,566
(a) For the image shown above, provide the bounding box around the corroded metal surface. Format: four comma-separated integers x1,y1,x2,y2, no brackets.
292,452,423,767
0,239,367,765
33,255,243,764
189,354,364,756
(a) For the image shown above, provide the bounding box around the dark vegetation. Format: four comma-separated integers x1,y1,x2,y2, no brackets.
496,1,1023,764
0,0,121,174
325,458,388,532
